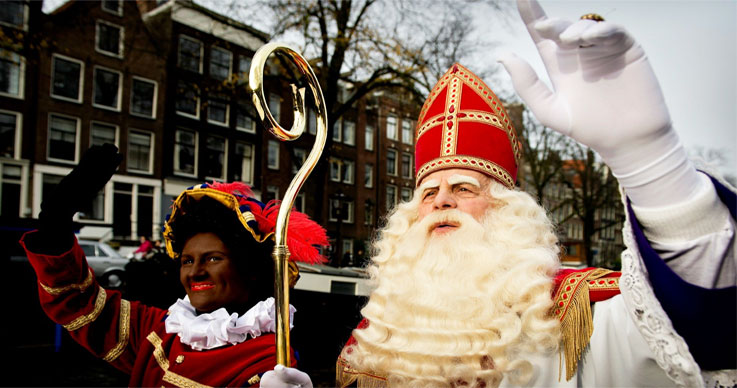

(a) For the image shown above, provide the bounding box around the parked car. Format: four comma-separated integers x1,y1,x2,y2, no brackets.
79,240,129,289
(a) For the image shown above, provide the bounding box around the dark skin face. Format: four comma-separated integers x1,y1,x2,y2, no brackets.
179,232,252,314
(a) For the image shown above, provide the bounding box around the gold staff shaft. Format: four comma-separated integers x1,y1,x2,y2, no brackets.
249,43,328,366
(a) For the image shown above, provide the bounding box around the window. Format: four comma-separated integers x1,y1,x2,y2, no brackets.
174,129,197,176
51,54,83,102
237,55,251,85
0,161,23,218
207,96,229,126
269,93,280,123
178,35,202,73
294,193,305,213
0,111,21,158
90,122,117,147
342,120,355,146
292,148,307,174
0,1,27,29
342,239,353,258
401,119,413,144
0,50,24,98
329,199,354,223
48,114,79,163
233,141,254,184
387,149,397,176
401,187,413,202
329,158,341,182
175,81,199,118
401,153,412,178
127,130,153,173
332,120,342,142
96,20,123,57
236,102,257,133
209,47,232,81
130,77,157,118
342,160,354,184
364,201,374,226
386,115,397,140
203,135,226,180
364,163,373,188
93,66,121,111
101,0,122,15
386,185,397,210
264,185,279,202
308,108,317,135
365,125,374,151
267,140,279,170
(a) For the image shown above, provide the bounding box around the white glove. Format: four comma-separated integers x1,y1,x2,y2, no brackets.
499,0,704,208
260,365,313,388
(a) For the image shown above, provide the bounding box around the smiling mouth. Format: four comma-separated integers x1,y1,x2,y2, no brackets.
191,282,215,291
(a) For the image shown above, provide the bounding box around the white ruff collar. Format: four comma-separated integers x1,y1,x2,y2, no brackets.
165,296,295,351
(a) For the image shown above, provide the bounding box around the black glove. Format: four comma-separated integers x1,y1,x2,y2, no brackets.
34,143,123,253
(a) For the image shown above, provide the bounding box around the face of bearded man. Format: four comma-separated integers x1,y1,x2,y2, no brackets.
342,179,562,388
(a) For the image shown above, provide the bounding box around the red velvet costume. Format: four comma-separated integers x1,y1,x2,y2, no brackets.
21,233,295,387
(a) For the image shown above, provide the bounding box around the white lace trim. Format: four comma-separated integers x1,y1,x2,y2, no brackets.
619,169,726,388
165,296,296,351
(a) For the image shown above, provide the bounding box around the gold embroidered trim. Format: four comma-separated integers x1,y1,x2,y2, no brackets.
441,77,461,156
588,277,619,290
103,299,130,362
40,269,94,295
146,332,212,388
64,287,107,331
416,155,515,189
336,356,387,388
247,375,261,385
553,268,615,381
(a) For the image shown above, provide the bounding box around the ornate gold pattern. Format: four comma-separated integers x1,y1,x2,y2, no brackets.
416,155,515,189
176,355,185,364
40,269,94,295
103,299,131,362
247,375,261,385
336,356,387,388
64,287,107,331
146,332,212,388
441,77,461,156
588,277,619,290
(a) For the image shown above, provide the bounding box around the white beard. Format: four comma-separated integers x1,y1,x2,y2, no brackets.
344,198,561,388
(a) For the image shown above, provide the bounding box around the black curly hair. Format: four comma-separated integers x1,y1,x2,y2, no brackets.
167,196,274,301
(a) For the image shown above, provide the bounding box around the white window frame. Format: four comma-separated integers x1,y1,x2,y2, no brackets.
174,128,198,177
127,129,154,174
342,239,353,256
0,110,22,159
92,65,122,111
130,76,158,119
209,46,232,81
0,50,24,99
203,135,227,181
236,103,256,133
101,0,123,16
342,159,354,184
50,54,84,103
89,121,119,148
294,193,306,213
237,55,251,85
95,20,124,58
0,1,28,31
292,148,307,174
342,120,355,146
234,141,254,185
364,125,374,151
364,163,373,188
178,35,203,73
267,140,280,170
386,184,398,210
266,185,280,201
332,119,342,142
329,158,341,182
47,113,80,164
401,153,413,178
329,199,354,224
0,159,29,218
269,93,281,123
207,97,230,127
401,187,413,202
401,119,413,144
387,148,397,176
175,81,200,119
386,114,398,140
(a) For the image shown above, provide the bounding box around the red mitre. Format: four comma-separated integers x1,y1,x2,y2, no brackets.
414,63,520,188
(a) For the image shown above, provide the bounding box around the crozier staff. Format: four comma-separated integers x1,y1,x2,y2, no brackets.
20,144,328,387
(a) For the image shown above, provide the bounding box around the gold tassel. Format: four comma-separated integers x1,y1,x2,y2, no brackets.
559,282,593,381
336,357,387,388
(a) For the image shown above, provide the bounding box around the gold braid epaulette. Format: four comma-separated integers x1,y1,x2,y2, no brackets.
552,268,620,381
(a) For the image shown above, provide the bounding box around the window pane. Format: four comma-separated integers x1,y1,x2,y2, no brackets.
386,115,397,140
237,56,251,85
97,22,121,56
94,68,120,109
91,122,116,146
269,93,280,122
0,50,21,96
329,159,340,182
209,47,231,81
332,120,341,142
178,36,201,72
204,135,225,178
387,149,397,175
131,78,155,117
308,108,316,135
234,142,253,184
402,120,412,144
386,185,397,209
292,148,306,174
175,81,198,116
365,125,374,150
207,99,228,124
0,1,24,27
128,130,151,172
364,163,373,188
0,163,22,218
267,140,279,169
78,187,105,221
49,115,77,161
236,103,255,132
401,187,412,202
0,112,17,157
174,129,195,174
343,120,355,146
401,153,412,178
102,0,121,13
52,57,81,100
